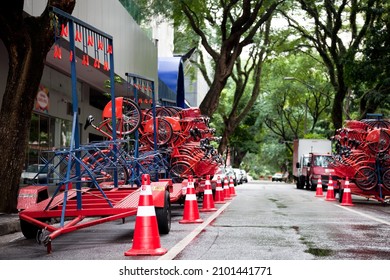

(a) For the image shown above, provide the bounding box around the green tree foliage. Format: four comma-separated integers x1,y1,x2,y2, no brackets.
132,0,283,117
216,16,273,155
345,3,390,118
259,53,333,142
238,52,333,175
281,0,383,129
211,87,260,167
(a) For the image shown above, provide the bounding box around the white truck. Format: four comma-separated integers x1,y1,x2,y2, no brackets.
293,139,334,190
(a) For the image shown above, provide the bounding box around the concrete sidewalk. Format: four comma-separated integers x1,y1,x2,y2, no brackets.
0,213,20,236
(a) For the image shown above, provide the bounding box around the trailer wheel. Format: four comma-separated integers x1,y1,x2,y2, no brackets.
338,189,344,203
20,219,41,239
155,191,171,234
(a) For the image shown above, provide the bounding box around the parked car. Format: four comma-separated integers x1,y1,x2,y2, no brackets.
272,172,288,182
212,166,227,181
21,164,53,184
240,169,248,183
213,165,237,185
233,168,243,184
225,166,237,185
272,172,282,182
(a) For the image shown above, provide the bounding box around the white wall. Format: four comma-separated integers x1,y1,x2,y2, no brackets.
24,0,158,83
150,17,174,57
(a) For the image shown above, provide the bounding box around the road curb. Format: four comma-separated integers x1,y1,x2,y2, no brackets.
0,214,20,236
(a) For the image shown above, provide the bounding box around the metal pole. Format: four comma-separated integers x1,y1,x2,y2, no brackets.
67,18,83,211
108,38,118,187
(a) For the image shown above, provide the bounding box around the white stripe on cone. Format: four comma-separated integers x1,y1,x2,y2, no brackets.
137,205,156,216
185,194,197,201
204,189,213,195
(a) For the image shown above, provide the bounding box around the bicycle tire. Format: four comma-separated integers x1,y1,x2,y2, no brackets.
106,98,142,136
83,149,129,184
146,118,173,146
142,106,173,121
354,166,377,191
382,168,390,191
169,161,195,183
367,129,390,154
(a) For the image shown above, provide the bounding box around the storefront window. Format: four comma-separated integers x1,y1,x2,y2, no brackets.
23,113,83,184
26,114,54,168
58,118,73,147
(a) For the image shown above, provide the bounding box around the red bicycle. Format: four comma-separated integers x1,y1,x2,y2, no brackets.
84,97,142,139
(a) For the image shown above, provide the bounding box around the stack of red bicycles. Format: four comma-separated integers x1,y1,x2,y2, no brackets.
330,116,390,202
85,97,223,184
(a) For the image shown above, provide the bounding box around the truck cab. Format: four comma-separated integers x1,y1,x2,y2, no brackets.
307,153,334,190
293,139,333,190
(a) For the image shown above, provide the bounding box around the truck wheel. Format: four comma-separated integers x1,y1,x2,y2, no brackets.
310,183,316,191
155,191,171,234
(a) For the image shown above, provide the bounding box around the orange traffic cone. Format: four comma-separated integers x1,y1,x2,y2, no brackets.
214,176,226,204
124,174,167,256
180,175,203,223
315,176,324,197
223,177,232,200
200,175,217,212
229,176,237,197
325,175,336,201
341,177,354,206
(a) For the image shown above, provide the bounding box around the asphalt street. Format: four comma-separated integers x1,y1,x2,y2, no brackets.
0,180,389,261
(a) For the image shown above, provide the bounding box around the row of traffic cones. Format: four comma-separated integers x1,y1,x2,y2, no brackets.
315,175,353,206
124,174,237,256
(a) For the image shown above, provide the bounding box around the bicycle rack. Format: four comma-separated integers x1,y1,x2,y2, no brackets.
126,73,160,182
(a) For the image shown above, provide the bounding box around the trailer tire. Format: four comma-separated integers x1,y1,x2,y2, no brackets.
20,219,41,239
156,191,171,234
338,189,344,203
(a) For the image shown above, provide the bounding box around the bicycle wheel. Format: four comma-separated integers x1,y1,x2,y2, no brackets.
146,118,173,146
354,166,377,191
367,129,390,154
169,161,195,183
83,149,129,184
382,168,390,191
142,106,173,121
106,98,142,136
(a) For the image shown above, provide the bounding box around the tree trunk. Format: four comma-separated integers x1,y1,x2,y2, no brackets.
331,71,348,130
199,62,230,117
0,41,44,213
331,88,346,130
218,128,230,157
0,0,75,213
218,116,236,155
232,149,246,168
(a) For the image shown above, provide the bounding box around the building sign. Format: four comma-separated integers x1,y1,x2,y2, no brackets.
34,84,49,113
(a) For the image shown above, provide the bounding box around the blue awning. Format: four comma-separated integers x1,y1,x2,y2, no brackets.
158,57,185,108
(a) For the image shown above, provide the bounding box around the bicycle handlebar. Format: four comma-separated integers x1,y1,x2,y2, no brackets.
84,115,95,130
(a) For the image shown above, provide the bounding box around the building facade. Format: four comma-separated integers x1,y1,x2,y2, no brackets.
0,0,159,169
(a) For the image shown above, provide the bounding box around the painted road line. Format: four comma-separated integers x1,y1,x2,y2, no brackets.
158,201,231,260
334,204,390,226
